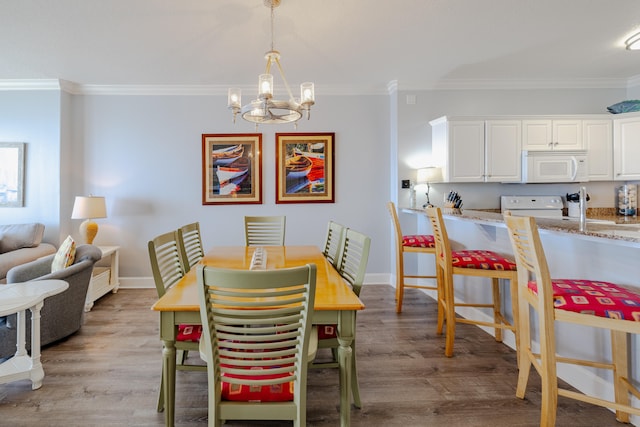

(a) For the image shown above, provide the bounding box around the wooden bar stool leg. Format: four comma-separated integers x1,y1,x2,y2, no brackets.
444,273,456,357
395,276,404,313
436,267,446,335
509,276,520,367
491,278,502,342
516,289,532,400
611,330,631,423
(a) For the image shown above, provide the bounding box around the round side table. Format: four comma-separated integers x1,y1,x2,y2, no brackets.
0,279,69,389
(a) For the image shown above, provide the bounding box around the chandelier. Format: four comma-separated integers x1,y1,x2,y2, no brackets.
227,0,315,126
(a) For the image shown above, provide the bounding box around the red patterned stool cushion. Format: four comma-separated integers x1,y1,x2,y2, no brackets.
318,324,337,340
177,324,202,342
403,234,435,248
451,250,517,271
528,279,640,321
222,369,294,402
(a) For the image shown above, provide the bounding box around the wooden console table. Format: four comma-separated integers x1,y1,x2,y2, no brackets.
85,246,120,312
0,279,69,389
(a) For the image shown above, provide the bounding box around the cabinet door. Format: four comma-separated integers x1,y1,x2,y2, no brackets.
485,120,521,182
522,120,552,150
584,120,612,181
448,121,485,182
553,120,583,149
614,117,640,180
523,119,582,150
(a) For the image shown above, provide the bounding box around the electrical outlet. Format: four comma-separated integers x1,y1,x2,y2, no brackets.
401,179,411,189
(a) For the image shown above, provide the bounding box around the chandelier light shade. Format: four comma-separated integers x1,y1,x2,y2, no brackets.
228,0,315,126
625,32,640,50
71,195,107,244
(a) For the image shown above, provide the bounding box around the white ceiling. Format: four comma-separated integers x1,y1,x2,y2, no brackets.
2,0,640,93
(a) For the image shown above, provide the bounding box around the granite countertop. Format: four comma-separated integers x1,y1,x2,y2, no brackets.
402,207,640,245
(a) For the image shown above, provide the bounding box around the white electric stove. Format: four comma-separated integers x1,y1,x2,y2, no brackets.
500,195,564,218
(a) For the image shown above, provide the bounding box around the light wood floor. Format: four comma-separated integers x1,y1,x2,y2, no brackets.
0,285,626,426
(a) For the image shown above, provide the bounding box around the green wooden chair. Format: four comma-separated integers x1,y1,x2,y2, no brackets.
312,227,371,409
244,215,286,246
177,222,204,272
196,263,317,427
322,220,346,268
148,230,205,412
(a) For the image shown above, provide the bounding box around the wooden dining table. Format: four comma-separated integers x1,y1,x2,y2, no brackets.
152,245,365,427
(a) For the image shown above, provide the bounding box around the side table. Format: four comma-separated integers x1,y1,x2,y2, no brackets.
0,279,69,389
84,246,120,312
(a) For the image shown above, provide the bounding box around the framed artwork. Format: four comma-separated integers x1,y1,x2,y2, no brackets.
275,133,334,204
202,134,262,205
0,142,25,207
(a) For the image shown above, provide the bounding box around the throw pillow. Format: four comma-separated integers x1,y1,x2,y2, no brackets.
51,235,76,272
0,223,45,253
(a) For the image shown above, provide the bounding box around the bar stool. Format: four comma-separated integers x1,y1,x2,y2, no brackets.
387,202,438,313
425,207,519,357
505,213,640,426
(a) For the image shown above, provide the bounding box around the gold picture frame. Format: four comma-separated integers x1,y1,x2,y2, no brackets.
202,134,262,205
275,133,334,204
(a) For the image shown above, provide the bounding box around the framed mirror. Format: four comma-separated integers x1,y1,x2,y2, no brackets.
0,143,25,207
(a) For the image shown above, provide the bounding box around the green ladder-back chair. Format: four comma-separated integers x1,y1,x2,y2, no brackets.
177,222,205,272
244,215,286,246
322,220,346,268
196,264,317,427
148,230,205,412
312,227,371,409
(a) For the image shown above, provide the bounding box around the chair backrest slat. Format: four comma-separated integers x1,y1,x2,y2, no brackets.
197,264,316,389
323,220,346,267
335,228,371,297
503,214,556,316
178,222,204,272
244,215,286,246
148,230,186,298
425,207,452,269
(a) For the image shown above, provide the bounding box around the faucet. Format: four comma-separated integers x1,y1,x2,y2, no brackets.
578,186,587,232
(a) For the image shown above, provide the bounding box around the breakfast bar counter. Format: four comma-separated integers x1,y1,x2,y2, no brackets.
402,207,640,247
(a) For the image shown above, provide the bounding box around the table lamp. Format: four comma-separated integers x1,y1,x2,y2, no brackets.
71,195,107,244
416,167,443,208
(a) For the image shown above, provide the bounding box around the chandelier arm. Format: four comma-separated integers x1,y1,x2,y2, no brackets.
274,56,296,102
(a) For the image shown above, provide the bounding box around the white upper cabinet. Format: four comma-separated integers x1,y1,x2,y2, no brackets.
431,118,485,183
614,116,640,180
584,119,613,181
485,120,522,182
430,117,521,183
522,119,583,150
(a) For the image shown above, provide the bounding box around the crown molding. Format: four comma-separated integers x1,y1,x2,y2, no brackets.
401,78,629,91
0,77,634,95
0,79,63,91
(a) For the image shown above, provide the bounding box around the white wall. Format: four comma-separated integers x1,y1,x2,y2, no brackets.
73,93,390,280
0,89,62,243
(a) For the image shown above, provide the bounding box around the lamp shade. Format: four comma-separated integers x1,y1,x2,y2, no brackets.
626,32,640,50
416,167,443,184
71,196,107,219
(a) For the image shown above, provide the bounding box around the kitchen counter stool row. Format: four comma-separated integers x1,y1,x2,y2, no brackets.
393,203,640,426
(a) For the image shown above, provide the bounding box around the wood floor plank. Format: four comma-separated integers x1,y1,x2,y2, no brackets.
0,285,626,426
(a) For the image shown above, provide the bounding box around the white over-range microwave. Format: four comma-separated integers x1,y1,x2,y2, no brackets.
521,150,588,183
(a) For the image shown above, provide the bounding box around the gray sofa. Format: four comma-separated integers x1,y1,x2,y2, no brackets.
0,223,57,283
0,244,102,359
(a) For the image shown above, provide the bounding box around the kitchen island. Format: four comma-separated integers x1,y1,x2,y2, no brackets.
402,207,640,425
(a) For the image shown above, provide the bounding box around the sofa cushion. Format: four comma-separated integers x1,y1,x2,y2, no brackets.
0,223,45,254
51,236,76,272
